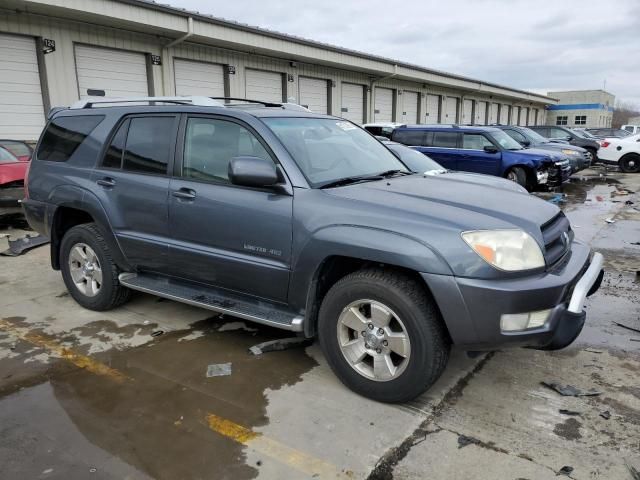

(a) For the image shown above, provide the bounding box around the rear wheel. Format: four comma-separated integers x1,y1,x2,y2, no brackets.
619,154,640,173
318,269,450,403
506,166,528,189
60,223,131,311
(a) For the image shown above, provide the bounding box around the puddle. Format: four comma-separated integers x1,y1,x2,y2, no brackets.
0,317,318,480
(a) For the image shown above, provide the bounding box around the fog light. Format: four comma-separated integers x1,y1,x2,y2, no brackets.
500,309,552,332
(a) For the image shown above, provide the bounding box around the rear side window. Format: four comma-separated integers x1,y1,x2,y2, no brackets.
102,119,129,169
392,130,425,146
37,115,104,162
122,117,175,175
462,134,494,150
430,131,458,148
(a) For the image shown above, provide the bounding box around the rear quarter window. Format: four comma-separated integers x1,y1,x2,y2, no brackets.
37,115,104,162
392,130,425,146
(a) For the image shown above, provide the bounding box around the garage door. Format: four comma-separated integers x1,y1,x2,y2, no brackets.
374,87,394,122
443,97,458,124
500,104,509,125
402,91,419,123
523,107,530,126
298,77,328,114
476,101,487,125
0,34,45,140
174,59,224,97
489,102,499,124
340,83,365,123
75,45,148,99
245,69,283,103
462,99,473,124
425,94,440,123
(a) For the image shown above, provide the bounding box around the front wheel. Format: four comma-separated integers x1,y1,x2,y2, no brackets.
619,154,640,173
506,166,528,189
318,269,450,403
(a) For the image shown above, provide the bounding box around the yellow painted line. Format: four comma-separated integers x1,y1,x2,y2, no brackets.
206,413,352,478
0,318,128,383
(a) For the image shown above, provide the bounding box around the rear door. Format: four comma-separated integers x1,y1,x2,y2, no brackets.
93,114,178,272
167,115,292,302
421,130,459,169
457,133,501,175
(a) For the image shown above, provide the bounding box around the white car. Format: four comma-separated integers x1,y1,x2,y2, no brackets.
621,124,640,135
598,133,640,173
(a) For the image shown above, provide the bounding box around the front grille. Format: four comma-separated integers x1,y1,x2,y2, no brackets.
540,212,572,267
547,161,571,186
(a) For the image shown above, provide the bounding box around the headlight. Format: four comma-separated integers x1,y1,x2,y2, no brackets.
461,229,545,271
561,149,580,156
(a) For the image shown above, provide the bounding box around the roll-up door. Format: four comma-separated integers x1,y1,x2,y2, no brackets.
374,87,394,122
489,102,499,124
523,107,530,125
476,101,487,125
298,77,328,114
443,97,458,124
174,59,225,97
500,104,509,125
425,94,440,123
514,106,521,125
245,69,283,103
340,83,365,124
402,91,419,123
462,99,473,124
75,44,148,99
0,33,45,140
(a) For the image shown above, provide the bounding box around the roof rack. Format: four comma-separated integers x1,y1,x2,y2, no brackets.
70,96,224,109
211,97,311,112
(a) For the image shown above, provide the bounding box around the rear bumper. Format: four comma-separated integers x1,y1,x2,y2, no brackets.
423,242,603,350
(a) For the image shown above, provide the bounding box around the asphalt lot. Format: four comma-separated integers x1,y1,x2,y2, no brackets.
1,167,639,480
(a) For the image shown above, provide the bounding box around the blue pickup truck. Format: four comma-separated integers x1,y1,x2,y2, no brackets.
391,125,571,190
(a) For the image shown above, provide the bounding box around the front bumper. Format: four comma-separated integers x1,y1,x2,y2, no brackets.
422,242,604,350
0,186,24,216
546,162,572,186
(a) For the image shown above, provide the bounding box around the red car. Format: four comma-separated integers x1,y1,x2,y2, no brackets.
0,146,29,217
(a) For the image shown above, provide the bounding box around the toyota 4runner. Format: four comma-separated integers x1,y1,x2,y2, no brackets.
24,96,604,403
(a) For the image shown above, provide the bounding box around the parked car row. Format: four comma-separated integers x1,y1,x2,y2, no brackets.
597,133,640,173
0,140,32,217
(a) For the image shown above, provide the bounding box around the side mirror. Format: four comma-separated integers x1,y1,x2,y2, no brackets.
520,140,531,147
565,135,572,141
228,156,279,188
483,145,499,154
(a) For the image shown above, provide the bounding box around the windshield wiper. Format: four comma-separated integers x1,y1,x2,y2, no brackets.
319,175,384,189
376,169,412,178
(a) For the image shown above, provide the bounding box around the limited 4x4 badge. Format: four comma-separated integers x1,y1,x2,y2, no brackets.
243,243,282,257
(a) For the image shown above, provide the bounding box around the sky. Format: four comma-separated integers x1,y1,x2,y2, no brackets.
168,0,640,106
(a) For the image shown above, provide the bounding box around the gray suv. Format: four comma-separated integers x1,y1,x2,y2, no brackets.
24,96,604,403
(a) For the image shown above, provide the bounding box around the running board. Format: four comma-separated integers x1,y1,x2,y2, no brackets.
118,273,304,332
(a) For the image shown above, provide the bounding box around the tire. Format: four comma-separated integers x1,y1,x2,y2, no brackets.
318,269,450,403
619,154,640,173
506,166,528,189
586,148,598,165
60,223,131,311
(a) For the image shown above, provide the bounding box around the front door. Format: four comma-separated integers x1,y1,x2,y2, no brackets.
457,133,501,175
168,115,293,302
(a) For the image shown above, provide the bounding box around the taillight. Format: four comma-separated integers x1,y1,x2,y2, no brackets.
599,141,610,148
24,161,32,199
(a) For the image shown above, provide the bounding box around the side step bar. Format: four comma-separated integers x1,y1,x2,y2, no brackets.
119,273,304,332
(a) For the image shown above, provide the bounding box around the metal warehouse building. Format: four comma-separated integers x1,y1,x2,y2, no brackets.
0,0,556,141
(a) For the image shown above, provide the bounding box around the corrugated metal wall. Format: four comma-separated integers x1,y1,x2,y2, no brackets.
0,8,547,139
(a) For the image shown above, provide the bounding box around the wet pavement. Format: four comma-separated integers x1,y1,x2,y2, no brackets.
0,167,639,479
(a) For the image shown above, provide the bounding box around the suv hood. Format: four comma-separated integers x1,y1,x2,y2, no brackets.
510,148,565,163
532,142,586,154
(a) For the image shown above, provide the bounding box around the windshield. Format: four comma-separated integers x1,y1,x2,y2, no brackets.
385,144,442,172
520,127,548,144
573,129,595,139
264,118,408,187
489,130,523,150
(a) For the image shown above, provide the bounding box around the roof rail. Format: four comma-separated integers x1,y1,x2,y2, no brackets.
70,96,224,109
211,97,311,112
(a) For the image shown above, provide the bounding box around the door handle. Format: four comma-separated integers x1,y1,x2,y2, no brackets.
172,188,196,200
97,177,116,188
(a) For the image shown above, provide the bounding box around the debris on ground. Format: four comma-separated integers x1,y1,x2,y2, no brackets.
556,465,574,476
0,234,49,256
584,348,603,354
627,463,640,480
541,381,602,397
248,337,312,355
548,193,566,204
626,200,635,205
206,362,232,377
613,321,640,334
559,409,581,416
583,364,603,369
150,330,164,337
457,434,481,449
605,217,616,224
218,321,258,333
599,411,611,420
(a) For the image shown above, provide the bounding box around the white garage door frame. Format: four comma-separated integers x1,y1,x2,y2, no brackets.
401,90,419,124
462,99,473,124
0,33,48,140
425,94,441,123
499,104,509,125
443,97,459,124
340,82,366,124
374,87,394,122
298,76,330,114
173,57,226,98
245,68,285,103
74,43,151,99
476,101,488,125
